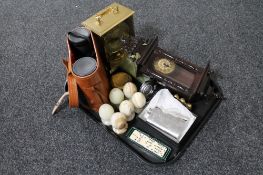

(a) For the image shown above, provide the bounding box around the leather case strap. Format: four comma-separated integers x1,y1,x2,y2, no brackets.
63,39,79,108
67,73,79,108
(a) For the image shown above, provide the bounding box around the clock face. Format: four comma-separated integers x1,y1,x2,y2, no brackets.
153,58,176,74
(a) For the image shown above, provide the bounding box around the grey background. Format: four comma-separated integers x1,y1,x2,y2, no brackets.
0,0,262,174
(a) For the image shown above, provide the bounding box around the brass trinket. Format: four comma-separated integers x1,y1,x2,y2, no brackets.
174,94,192,110
186,103,192,110
180,98,186,104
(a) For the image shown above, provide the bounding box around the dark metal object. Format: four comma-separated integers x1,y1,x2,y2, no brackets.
139,81,160,100
68,27,94,58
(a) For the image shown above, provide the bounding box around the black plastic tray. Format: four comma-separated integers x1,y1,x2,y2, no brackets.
65,77,223,165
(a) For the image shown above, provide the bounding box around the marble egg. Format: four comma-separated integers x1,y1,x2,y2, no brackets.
127,112,135,121
123,82,137,99
131,92,146,109
134,107,143,114
119,100,135,118
109,88,124,105
111,112,127,129
113,123,128,135
98,104,114,126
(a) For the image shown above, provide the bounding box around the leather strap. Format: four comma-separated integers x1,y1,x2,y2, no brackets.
67,73,79,108
63,58,79,108
63,38,80,108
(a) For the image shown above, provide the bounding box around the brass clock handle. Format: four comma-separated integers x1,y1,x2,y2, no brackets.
95,5,119,25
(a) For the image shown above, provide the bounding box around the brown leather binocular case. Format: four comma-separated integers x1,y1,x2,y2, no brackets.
63,32,110,112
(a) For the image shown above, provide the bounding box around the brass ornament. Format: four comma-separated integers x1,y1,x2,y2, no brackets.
180,98,186,104
174,94,180,99
186,103,192,110
153,58,175,74
174,94,192,110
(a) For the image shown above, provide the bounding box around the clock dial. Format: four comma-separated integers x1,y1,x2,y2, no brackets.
153,58,176,74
